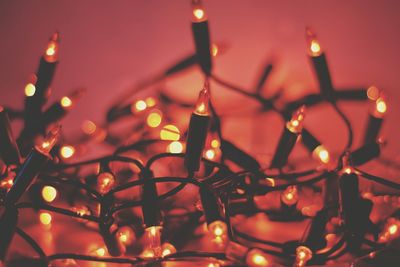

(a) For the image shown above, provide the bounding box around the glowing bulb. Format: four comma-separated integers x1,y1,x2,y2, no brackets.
312,145,330,164
0,177,14,190
36,125,61,154
191,0,207,22
147,110,162,128
167,141,183,153
379,218,400,242
117,226,135,246
60,145,75,159
24,83,36,97
97,172,115,194
367,85,380,101
287,105,306,133
295,246,312,267
39,212,52,226
208,220,227,239
144,226,163,258
60,96,72,108
60,88,85,109
281,186,299,206
145,97,156,107
306,27,322,57
205,149,216,160
389,224,398,235
246,248,270,267
194,81,211,116
161,243,176,257
211,43,219,57
374,96,387,118
160,124,180,141
42,185,57,203
44,32,60,63
82,120,97,135
141,248,155,258
211,139,220,148
134,100,147,112
95,247,106,257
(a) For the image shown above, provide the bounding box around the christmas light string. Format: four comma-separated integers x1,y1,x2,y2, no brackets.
1,1,400,266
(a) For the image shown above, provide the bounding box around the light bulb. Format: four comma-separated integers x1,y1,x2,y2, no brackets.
245,248,270,267
281,186,299,206
132,99,147,113
286,105,306,134
36,125,61,154
146,109,162,128
41,185,57,203
97,172,115,194
295,246,312,267
205,148,216,160
24,82,36,97
81,120,97,135
39,212,52,226
160,124,180,141
373,95,387,118
367,85,380,101
306,27,322,57
44,32,60,63
208,220,227,239
167,141,183,154
143,226,163,258
60,88,85,110
194,81,211,116
191,0,207,22
161,242,177,257
60,145,75,159
312,145,330,164
379,218,400,243
117,226,135,246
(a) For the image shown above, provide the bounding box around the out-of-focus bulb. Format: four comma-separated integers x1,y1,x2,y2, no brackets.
132,99,147,113
117,226,135,246
97,172,115,194
167,141,183,154
312,145,330,164
191,0,207,22
295,246,312,267
211,139,220,148
205,148,216,160
44,32,60,63
82,120,97,135
39,211,52,226
147,109,162,128
245,248,270,267
208,220,227,239
143,226,163,258
306,27,322,57
36,125,61,154
24,83,36,97
60,88,85,110
379,218,400,243
145,97,156,107
367,85,380,101
60,145,75,159
281,185,299,206
161,242,177,257
373,95,387,118
42,185,57,203
94,247,107,257
194,81,211,116
286,106,306,134
160,124,180,141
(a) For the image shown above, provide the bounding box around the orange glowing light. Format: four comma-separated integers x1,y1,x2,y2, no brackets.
205,149,216,160
312,145,330,164
161,243,176,257
306,27,322,57
211,43,219,57
60,96,72,108
246,249,270,267
281,186,298,206
147,110,162,128
208,220,227,238
0,177,14,190
167,141,183,153
211,139,220,148
141,248,155,258
287,105,306,133
44,32,60,63
42,186,57,203
39,212,52,226
373,96,387,118
24,83,36,97
160,124,180,141
117,226,135,245
295,246,312,267
367,86,380,100
343,167,353,174
265,178,275,187
37,125,61,154
194,81,211,116
60,145,75,159
145,97,156,107
95,247,106,257
134,100,147,112
191,0,207,22
389,224,398,235
97,172,115,194
82,120,97,135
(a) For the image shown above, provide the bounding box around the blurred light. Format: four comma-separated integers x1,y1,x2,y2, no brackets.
312,145,330,164
145,97,156,107
60,145,75,159
161,243,176,257
281,186,298,206
60,96,72,108
367,86,380,100
167,141,183,154
117,226,135,246
82,120,97,135
24,83,36,97
211,139,220,148
160,124,180,141
97,172,115,194
135,100,147,112
246,248,270,267
39,212,52,226
208,220,227,239
287,106,306,133
147,110,162,128
205,149,215,160
42,185,57,203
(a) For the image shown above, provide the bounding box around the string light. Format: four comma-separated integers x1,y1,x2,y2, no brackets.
281,185,299,207
167,141,183,153
295,246,312,267
44,32,60,63
364,90,387,144
146,109,162,128
39,212,53,226
160,124,180,141
60,145,75,159
97,172,116,194
41,185,57,203
245,248,270,267
117,226,135,246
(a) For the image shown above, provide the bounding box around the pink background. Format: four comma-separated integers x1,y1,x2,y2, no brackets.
0,0,399,166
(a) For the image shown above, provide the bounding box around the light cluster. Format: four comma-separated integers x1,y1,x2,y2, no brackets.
0,0,398,266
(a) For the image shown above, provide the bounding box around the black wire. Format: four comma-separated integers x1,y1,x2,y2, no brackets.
15,227,47,259
356,168,400,190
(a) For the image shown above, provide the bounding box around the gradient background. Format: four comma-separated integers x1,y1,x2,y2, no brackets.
0,0,399,175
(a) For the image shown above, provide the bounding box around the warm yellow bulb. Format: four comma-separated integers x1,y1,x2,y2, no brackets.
161,243,176,257
205,149,215,160
135,100,147,112
193,8,205,20
281,186,298,206
160,124,180,141
42,186,57,203
147,110,162,128
117,226,135,245
375,98,387,115
24,83,36,97
97,172,115,194
367,86,380,100
82,120,97,135
211,139,220,148
39,212,52,225
312,145,330,164
145,97,156,107
167,141,183,154
389,224,398,235
246,248,270,267
60,96,72,108
95,247,106,257
208,220,227,238
60,145,75,159
310,40,321,56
